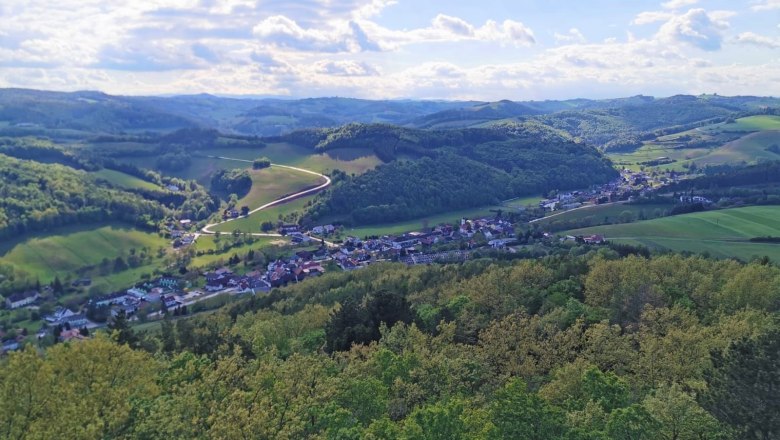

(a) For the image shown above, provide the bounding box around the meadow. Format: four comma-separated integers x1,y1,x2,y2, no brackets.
565,206,780,261
0,223,169,290
609,115,780,171
90,168,160,191
533,202,674,229
237,166,325,209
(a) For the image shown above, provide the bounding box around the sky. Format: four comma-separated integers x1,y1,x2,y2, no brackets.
0,0,779,100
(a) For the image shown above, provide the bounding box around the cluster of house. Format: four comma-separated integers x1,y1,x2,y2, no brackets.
204,267,269,292
90,277,183,316
561,234,607,244
679,195,712,205
167,219,197,247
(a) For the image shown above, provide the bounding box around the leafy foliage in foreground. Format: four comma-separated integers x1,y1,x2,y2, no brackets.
2,250,778,439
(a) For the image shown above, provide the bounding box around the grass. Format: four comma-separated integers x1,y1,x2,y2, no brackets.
90,169,160,191
502,195,544,208
211,195,315,233
336,205,504,238
191,235,287,267
238,166,325,209
609,115,780,171
534,203,674,228
565,206,780,261
0,223,169,290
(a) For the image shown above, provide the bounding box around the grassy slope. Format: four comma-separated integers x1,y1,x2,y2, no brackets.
609,115,780,171
0,223,168,289
90,169,160,191
211,196,315,233
534,203,674,227
336,205,504,238
565,206,780,261
238,166,325,209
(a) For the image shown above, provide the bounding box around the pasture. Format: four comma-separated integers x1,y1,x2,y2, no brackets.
237,166,325,209
565,206,780,261
0,223,168,290
90,169,160,191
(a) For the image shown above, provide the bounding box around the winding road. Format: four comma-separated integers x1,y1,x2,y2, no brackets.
200,156,332,237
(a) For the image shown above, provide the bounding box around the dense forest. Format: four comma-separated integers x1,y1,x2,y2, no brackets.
1,250,778,439
304,122,616,225
0,154,168,238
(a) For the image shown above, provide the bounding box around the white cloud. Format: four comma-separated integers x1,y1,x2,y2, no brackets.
732,32,780,49
662,0,699,10
554,28,586,44
632,11,674,25
314,60,379,76
751,0,780,11
432,14,475,37
656,8,730,51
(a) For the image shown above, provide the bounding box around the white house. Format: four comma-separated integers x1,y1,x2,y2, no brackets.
5,290,39,309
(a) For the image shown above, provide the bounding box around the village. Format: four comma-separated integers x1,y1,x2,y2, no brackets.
2,167,685,352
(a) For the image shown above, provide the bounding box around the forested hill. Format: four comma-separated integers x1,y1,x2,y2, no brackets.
301,121,617,224
2,252,777,438
0,154,166,238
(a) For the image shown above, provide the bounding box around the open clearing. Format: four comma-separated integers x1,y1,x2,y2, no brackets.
0,223,168,289
565,206,780,261
236,166,325,209
609,115,780,171
90,169,160,191
336,205,505,238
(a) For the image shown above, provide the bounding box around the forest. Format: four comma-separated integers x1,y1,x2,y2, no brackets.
304,122,617,225
1,249,777,439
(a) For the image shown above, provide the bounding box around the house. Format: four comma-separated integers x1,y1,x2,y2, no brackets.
162,295,180,310
60,313,89,328
278,224,300,235
127,287,148,300
59,329,86,342
166,184,181,192
5,290,39,309
44,307,76,324
583,234,606,244
92,292,128,307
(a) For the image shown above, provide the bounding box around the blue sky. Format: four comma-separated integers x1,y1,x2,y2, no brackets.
0,0,778,100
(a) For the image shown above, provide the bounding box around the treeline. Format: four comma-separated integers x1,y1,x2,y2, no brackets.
307,155,513,224
304,122,617,225
0,154,168,238
210,168,252,196
2,251,778,438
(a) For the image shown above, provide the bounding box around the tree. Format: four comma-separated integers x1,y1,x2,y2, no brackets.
160,319,176,353
607,405,659,440
107,310,138,348
52,277,64,295
252,157,271,169
491,378,567,440
240,205,250,216
643,385,728,440
703,330,780,439
260,221,274,232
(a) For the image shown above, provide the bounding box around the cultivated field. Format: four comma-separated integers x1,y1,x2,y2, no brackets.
566,206,780,261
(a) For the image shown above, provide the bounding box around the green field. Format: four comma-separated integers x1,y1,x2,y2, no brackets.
191,235,287,267
502,195,543,208
211,195,315,233
534,203,674,228
90,169,160,191
0,223,169,289
610,115,780,171
336,205,504,238
565,206,780,261
237,166,325,209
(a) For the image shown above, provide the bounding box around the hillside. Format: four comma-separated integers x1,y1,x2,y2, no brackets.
0,154,168,239
303,122,617,224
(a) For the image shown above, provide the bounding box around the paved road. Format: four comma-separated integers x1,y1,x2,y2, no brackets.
200,158,335,244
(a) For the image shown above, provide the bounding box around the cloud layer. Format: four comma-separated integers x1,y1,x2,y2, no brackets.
0,0,778,99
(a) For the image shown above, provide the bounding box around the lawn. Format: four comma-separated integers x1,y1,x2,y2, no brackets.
0,223,169,290
90,169,160,191
565,206,780,261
